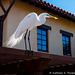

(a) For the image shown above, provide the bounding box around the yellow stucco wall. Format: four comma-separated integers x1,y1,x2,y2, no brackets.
2,0,75,57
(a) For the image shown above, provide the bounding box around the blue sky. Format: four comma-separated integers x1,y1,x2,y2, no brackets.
43,0,75,15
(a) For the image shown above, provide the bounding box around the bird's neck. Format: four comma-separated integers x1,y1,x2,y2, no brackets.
37,17,46,26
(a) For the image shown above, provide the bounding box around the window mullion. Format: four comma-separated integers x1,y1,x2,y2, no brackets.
41,30,42,51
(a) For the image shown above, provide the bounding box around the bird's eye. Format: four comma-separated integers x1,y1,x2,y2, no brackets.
47,14,50,16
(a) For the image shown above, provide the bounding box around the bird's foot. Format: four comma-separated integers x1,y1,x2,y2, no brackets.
25,50,34,56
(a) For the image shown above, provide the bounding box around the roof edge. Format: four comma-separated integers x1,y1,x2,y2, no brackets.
21,0,75,22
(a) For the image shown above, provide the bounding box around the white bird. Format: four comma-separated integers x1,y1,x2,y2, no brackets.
3,12,58,50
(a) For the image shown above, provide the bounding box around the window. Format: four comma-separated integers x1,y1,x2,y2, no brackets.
37,27,48,52
62,35,71,56
60,30,73,56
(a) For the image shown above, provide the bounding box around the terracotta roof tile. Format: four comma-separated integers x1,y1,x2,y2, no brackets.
65,11,68,14
50,4,53,7
46,3,50,6
74,15,75,17
59,9,62,11
71,14,74,16
44,1,46,4
68,12,71,15
53,6,56,8
62,10,65,13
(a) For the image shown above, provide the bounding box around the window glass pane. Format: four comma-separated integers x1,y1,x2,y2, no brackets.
42,35,46,40
37,45,41,50
66,47,69,51
66,51,70,56
66,37,69,41
37,34,41,39
66,42,69,46
37,39,41,44
42,30,46,35
62,36,65,41
63,41,66,47
63,47,66,52
37,29,41,34
42,40,46,45
63,50,66,55
42,46,46,51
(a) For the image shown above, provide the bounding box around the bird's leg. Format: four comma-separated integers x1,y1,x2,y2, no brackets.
28,31,31,50
28,31,34,56
24,29,28,50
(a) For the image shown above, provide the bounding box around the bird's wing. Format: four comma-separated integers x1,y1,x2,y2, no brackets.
15,13,38,38
23,12,38,20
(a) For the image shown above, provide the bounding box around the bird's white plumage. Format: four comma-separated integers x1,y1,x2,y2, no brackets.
15,13,38,38
3,12,57,48
3,13,39,48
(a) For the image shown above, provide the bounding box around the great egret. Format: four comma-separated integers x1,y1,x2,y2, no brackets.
3,12,58,53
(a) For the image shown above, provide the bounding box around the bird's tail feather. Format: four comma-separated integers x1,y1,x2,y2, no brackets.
3,33,16,48
3,32,23,48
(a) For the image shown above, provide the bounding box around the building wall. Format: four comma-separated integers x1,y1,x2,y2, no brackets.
2,0,75,57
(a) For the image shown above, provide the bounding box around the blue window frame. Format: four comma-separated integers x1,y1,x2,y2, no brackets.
37,27,48,52
62,35,71,56
60,30,73,56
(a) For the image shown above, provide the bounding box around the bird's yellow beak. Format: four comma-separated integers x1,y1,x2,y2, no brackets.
50,16,58,19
